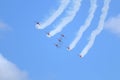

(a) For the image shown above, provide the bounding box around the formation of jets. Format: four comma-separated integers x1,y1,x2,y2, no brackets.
36,22,82,58
35,22,71,50
54,34,65,48
54,34,72,52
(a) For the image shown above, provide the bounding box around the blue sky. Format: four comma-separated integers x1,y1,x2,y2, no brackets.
0,0,120,80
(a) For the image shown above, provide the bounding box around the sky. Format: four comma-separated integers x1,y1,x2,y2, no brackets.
0,0,120,80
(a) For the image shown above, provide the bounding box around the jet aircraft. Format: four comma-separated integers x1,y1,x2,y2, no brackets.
47,32,50,36
61,34,64,37
54,44,60,48
57,39,62,42
36,22,40,25
67,47,70,50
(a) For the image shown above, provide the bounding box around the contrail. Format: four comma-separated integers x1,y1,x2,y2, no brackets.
47,0,82,37
68,0,97,50
36,0,70,29
80,0,111,57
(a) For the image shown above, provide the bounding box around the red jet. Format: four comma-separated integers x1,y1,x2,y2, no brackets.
36,22,40,25
47,32,50,36
61,34,64,37
58,39,62,42
79,55,82,58
55,44,59,48
67,47,70,50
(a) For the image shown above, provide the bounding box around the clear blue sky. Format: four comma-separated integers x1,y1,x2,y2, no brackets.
0,0,120,80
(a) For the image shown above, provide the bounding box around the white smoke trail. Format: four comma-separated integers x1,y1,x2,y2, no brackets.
47,0,82,37
68,0,97,50
80,0,111,57
36,0,70,29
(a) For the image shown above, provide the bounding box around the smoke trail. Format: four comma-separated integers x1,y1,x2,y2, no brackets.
36,0,70,29
47,0,82,37
80,0,111,57
68,0,97,50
